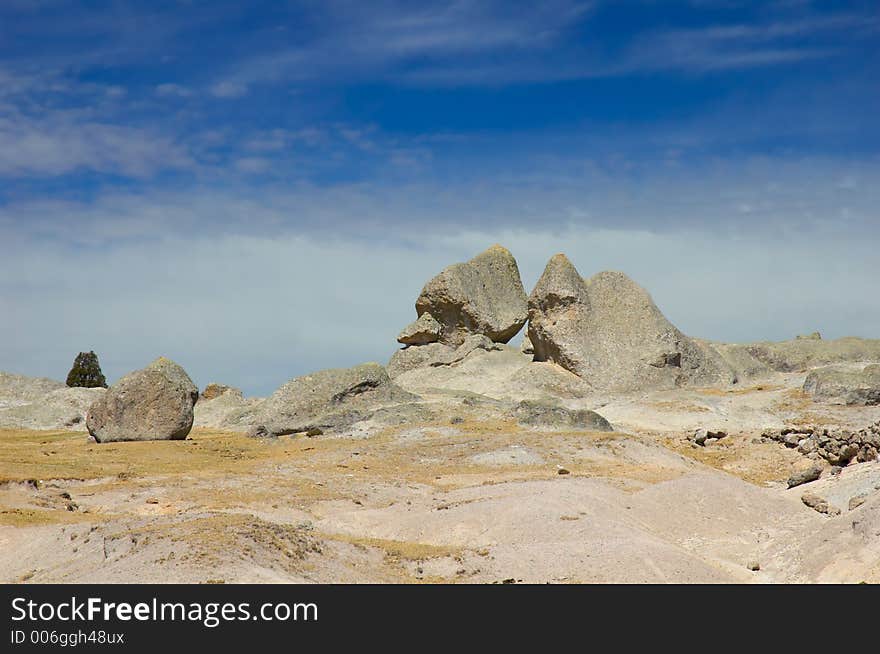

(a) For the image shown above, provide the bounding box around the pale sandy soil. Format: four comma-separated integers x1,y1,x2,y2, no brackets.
2,366,879,584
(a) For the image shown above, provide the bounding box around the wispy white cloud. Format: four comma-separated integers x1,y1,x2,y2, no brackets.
203,3,872,90
210,80,249,99
155,83,191,98
0,113,193,177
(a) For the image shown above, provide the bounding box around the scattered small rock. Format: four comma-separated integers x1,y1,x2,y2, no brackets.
747,561,761,571
787,464,823,489
557,467,570,475
848,494,868,511
801,492,841,516
145,498,159,504
690,428,727,446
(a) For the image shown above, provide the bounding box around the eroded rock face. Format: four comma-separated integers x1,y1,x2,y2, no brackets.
413,244,528,347
249,363,415,438
527,254,733,392
803,365,880,406
86,357,199,443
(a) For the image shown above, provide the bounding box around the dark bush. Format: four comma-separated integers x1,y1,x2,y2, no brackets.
65,351,108,388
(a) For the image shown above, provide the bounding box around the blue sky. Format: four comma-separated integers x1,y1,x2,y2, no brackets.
1,0,878,395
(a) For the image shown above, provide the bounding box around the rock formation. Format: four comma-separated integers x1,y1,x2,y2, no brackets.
803,364,880,406
527,254,734,392
86,357,199,443
249,362,415,438
407,244,528,347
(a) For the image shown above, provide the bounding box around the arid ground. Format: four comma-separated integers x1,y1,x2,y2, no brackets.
3,363,879,584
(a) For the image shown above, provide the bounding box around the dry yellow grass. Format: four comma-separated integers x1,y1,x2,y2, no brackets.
695,383,783,397
661,434,803,485
0,428,317,484
323,533,462,562
0,508,102,527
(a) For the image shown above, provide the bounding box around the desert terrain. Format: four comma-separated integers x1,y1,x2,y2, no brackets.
2,246,880,584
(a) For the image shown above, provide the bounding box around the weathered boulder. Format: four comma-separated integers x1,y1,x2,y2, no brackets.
397,312,442,346
527,255,734,392
803,364,880,406
412,244,528,347
249,362,415,438
512,400,612,431
86,357,199,443
387,343,455,378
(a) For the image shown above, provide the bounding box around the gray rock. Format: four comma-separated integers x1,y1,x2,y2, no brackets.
430,334,504,366
387,343,455,378
690,428,729,445
691,429,709,446
803,364,880,406
527,255,734,392
787,464,823,488
858,445,878,463
387,334,504,378
742,337,880,373
249,362,416,438
397,312,442,346
413,244,528,347
783,433,802,448
512,400,613,432
86,357,199,443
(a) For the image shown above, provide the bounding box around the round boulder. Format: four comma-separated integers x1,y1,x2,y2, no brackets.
86,357,199,443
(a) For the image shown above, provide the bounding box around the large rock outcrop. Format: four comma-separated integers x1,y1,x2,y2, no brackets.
409,244,528,347
527,254,733,392
249,362,416,438
803,364,880,406
739,337,880,373
86,357,199,443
